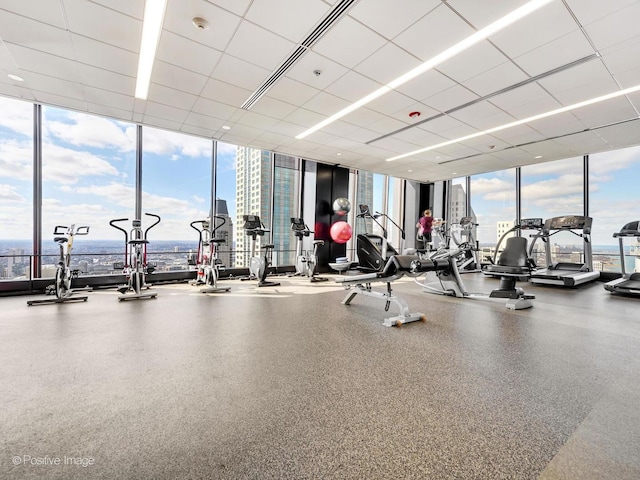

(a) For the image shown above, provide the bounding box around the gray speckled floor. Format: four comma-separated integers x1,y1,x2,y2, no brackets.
1,273,639,479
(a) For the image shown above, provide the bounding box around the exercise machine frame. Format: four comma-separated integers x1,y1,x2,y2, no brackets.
190,216,231,293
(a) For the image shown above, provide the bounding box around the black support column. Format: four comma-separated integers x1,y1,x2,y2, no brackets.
314,164,349,269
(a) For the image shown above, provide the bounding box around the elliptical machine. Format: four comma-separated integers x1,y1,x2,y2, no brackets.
356,204,404,272
290,217,327,282
190,216,231,293
241,215,280,287
110,213,160,301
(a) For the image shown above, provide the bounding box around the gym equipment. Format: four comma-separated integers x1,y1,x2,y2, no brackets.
336,254,449,327
190,217,231,293
450,216,480,272
356,204,404,272
529,215,600,287
241,215,280,287
604,221,640,295
332,197,351,216
290,218,328,282
419,237,536,310
110,213,161,301
27,224,90,306
330,220,352,244
484,218,543,278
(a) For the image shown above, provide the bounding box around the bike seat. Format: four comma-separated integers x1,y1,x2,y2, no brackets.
54,237,68,243
128,239,149,245
209,239,226,244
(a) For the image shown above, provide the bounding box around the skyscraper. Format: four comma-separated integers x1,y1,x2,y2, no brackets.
214,198,233,268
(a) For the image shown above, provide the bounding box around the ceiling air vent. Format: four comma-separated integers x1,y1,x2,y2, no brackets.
241,0,358,110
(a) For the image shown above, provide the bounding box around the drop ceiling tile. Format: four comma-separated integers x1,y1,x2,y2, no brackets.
77,64,134,96
324,70,382,102
147,83,197,110
183,111,225,130
143,102,189,124
4,44,79,82
283,107,324,129
150,61,208,97
163,0,242,51
354,42,421,85
527,112,586,137
438,41,509,84
490,1,579,58
388,127,447,146
572,97,638,128
157,30,222,77
266,76,319,106
71,33,138,77
552,130,609,154
349,0,440,40
0,82,35,102
600,36,640,87
512,29,596,77
225,21,296,71
351,109,402,133
83,86,134,111
200,78,251,106
63,0,141,52
268,120,308,137
537,60,620,104
464,61,529,97
284,50,349,90
0,0,67,28
141,114,183,132
0,12,73,58
249,96,297,119
191,97,237,121
180,124,213,138
245,0,330,43
490,83,561,119
22,72,85,100
86,102,134,122
488,124,546,146
342,127,380,143
391,103,440,125
393,4,475,62
312,16,387,69
367,90,416,117
595,118,640,148
420,114,478,139
236,111,280,130
322,119,364,138
396,69,456,104
583,2,640,50
301,92,349,116
449,102,516,131
33,91,87,111
210,54,270,92
565,0,638,25
89,0,144,19
423,85,479,113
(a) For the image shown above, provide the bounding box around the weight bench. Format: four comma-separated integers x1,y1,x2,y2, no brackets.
335,254,449,327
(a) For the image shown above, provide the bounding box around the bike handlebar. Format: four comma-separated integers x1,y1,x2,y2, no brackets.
144,213,161,240
54,225,90,236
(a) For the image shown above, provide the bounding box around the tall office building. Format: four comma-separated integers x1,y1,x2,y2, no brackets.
214,198,233,268
355,171,374,236
272,154,299,266
235,147,273,267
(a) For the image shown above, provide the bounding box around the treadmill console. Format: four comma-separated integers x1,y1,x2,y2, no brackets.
521,218,543,229
243,215,264,234
615,220,640,237
545,215,592,232
290,217,310,235
459,216,475,226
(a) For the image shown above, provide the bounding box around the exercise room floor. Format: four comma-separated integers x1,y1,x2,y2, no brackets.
1,272,639,479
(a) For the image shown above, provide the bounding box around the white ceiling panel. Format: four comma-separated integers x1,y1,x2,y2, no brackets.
0,81,35,101
324,70,381,103
141,114,183,132
88,0,144,19
582,2,640,51
236,111,280,131
423,85,479,113
4,44,79,82
301,92,349,116
210,54,270,92
420,114,476,138
248,96,297,119
537,60,620,104
595,118,640,148
600,37,640,87
225,21,296,71
366,90,416,117
388,126,447,146
437,41,509,84
245,0,330,43
0,0,67,28
147,83,196,110
77,64,134,97
180,124,214,138
143,102,189,124
63,0,141,52
150,61,208,96
266,77,319,106
362,115,410,136
488,124,546,146
391,103,440,125
464,61,529,97
312,16,387,69
512,29,596,77
526,112,586,137
33,91,86,111
207,0,253,17
183,111,225,131
200,78,250,106
0,11,73,59
396,69,456,104
393,4,474,62
23,72,85,100
284,50,349,90
191,97,237,121
86,102,133,122
353,42,420,85
571,97,638,128
163,0,241,51
83,86,134,111
349,0,440,40
156,31,222,77
70,34,138,77
448,102,515,131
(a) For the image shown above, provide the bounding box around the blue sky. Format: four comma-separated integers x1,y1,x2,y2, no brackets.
2,95,640,247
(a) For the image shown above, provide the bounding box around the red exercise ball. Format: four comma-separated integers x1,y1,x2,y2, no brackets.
330,221,352,244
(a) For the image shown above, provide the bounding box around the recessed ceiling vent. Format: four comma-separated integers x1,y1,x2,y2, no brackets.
241,0,358,110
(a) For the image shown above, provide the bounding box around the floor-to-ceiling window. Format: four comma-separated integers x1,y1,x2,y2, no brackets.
470,169,517,262
0,97,33,280
141,126,212,272
41,106,136,278
214,141,237,268
272,153,300,266
521,157,584,268
589,146,640,273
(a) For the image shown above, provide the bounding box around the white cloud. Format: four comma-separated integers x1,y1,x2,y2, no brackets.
143,126,212,158
0,184,25,202
192,195,205,203
0,140,33,181
42,142,120,184
217,142,237,155
0,97,33,136
44,110,136,152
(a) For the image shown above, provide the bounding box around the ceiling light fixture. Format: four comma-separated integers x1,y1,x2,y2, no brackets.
134,0,168,100
386,83,640,162
7,74,24,82
295,0,553,140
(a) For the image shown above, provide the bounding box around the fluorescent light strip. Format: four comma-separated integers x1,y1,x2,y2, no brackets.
295,0,553,139
135,0,168,100
386,84,640,161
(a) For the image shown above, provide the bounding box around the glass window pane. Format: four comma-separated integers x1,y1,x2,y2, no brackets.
142,126,212,271
521,157,583,268
42,107,136,279
0,97,33,280
589,146,640,273
215,141,237,269
272,153,300,266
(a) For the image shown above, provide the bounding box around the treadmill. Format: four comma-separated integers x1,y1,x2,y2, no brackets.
604,221,640,295
529,215,600,287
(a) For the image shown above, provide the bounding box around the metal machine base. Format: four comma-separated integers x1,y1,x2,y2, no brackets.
118,291,157,301
200,286,231,293
341,283,426,327
27,295,88,306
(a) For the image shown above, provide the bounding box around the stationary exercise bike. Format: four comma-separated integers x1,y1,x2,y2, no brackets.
290,217,327,282
241,215,280,287
110,213,161,301
190,216,231,293
27,224,90,306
